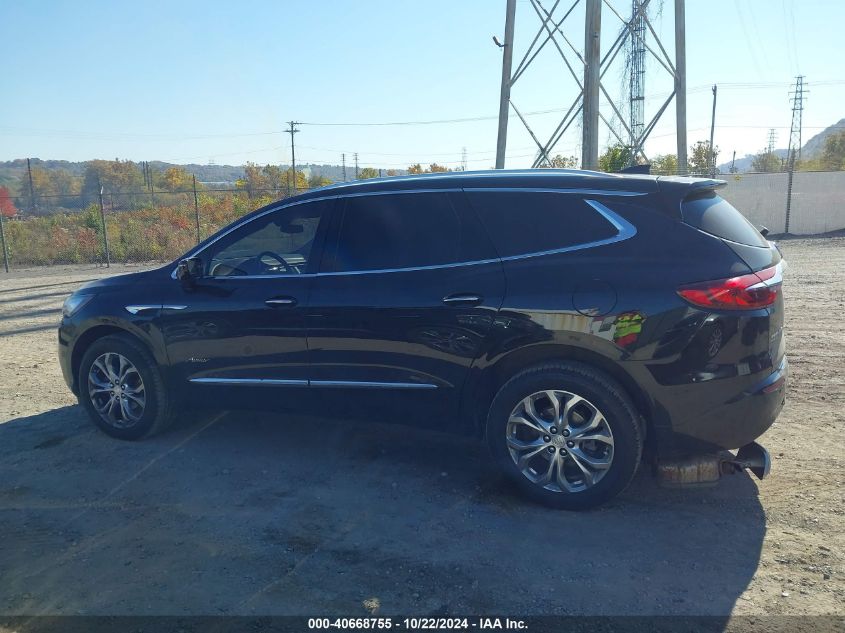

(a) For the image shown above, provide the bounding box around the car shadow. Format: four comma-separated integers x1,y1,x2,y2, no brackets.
0,405,765,622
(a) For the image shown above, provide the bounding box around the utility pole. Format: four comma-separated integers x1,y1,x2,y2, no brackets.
354,153,360,179
730,150,737,174
26,158,36,213
708,84,717,177
785,75,806,234
287,121,300,194
461,147,468,171
342,153,347,181
582,0,602,171
675,0,687,174
495,0,517,169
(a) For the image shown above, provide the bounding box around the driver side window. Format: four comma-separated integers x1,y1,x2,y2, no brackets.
205,202,327,277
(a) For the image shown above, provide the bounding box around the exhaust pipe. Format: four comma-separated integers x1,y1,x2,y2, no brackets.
657,442,771,487
733,441,771,480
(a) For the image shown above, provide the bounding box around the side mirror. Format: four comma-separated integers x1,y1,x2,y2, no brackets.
176,256,203,289
758,225,770,237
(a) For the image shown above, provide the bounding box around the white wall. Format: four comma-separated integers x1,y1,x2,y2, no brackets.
718,171,845,235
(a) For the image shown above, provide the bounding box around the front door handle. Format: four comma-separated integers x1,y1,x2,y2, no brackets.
442,293,483,306
265,296,298,307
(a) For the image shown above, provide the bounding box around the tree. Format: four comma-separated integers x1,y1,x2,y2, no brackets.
546,155,579,169
358,167,379,180
598,144,633,173
17,166,54,210
821,130,845,171
81,160,145,206
15,166,83,212
308,173,332,188
688,141,719,175
751,150,781,173
262,165,286,193
160,166,193,192
0,186,16,218
236,162,268,197
650,154,678,175
407,163,451,174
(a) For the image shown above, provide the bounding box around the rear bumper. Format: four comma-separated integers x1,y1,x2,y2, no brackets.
657,356,787,457
700,355,787,448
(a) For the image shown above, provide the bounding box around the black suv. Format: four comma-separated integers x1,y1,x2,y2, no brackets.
58,170,786,508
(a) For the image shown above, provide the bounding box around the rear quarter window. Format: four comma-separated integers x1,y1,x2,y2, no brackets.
465,191,619,258
682,193,769,247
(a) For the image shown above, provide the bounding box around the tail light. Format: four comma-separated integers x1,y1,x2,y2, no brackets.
677,265,781,310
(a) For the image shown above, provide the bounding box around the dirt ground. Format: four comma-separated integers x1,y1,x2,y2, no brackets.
0,241,842,618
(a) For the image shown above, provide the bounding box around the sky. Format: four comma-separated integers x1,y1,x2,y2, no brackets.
1,0,843,170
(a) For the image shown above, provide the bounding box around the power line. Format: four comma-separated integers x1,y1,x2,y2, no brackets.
4,80,845,143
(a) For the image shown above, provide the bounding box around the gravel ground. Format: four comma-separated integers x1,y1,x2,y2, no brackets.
0,241,842,618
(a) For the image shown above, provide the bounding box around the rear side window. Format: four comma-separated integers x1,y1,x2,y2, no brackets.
331,192,491,272
682,193,769,247
465,192,619,258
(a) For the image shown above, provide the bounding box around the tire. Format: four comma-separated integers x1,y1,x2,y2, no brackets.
78,334,176,440
486,361,642,510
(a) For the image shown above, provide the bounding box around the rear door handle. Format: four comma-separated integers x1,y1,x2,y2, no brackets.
442,293,483,306
265,296,298,307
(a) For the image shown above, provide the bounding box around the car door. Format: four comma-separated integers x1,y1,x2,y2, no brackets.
306,190,505,432
160,197,333,409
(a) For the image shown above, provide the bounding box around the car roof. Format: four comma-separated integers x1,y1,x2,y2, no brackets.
294,169,665,201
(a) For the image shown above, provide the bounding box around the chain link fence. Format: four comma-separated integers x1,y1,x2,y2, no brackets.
1,170,844,273
0,186,316,270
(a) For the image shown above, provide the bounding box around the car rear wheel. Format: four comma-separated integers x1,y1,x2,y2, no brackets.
487,362,642,509
78,334,175,440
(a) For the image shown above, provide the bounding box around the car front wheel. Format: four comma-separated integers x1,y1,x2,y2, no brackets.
487,362,642,509
78,334,175,440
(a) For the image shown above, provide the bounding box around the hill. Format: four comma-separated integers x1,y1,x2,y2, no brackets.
801,118,845,159
0,159,408,195
717,149,789,174
715,117,845,173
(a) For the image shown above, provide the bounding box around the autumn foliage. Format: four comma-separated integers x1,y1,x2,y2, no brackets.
0,186,16,218
1,191,282,266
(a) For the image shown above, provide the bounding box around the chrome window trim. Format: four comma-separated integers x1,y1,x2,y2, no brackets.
316,196,637,276
171,188,640,279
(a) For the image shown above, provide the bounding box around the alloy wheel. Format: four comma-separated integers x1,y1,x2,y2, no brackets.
505,390,614,493
87,352,146,428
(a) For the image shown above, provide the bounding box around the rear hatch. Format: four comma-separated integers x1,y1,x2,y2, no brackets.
677,185,785,367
